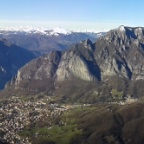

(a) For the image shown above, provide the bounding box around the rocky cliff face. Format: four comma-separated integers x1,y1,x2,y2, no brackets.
6,26,144,101
56,39,100,81
94,25,144,80
13,51,62,85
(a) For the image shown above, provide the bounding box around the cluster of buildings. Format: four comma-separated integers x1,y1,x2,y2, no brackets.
0,96,70,144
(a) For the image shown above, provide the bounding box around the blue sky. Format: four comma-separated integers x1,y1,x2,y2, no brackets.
0,0,144,31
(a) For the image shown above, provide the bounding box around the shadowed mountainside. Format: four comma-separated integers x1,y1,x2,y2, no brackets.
4,26,144,102
0,39,36,89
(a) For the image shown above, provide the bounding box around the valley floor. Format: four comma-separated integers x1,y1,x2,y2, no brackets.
0,95,144,144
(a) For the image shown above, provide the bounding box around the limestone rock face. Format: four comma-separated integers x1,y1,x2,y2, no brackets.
56,52,95,81
94,26,144,80
54,39,100,82
11,39,99,88
13,51,62,86
7,26,144,94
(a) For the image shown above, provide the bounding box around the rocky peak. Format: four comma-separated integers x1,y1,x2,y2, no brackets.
102,26,144,48
133,27,144,39
94,26,144,81
118,25,126,32
5,26,144,99
116,26,144,38
79,39,93,50
83,39,93,46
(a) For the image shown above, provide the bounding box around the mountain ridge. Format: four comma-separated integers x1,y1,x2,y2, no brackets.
0,27,105,54
0,26,106,35
4,25,144,102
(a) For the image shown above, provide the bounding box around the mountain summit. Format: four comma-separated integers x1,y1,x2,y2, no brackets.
5,26,144,102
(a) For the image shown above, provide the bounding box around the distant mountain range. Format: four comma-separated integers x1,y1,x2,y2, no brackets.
0,26,105,54
5,25,144,103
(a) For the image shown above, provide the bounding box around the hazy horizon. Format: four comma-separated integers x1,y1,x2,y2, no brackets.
1,0,144,32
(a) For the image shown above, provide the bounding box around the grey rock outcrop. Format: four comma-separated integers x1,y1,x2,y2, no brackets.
10,39,100,88
6,26,144,99
94,26,144,80
56,40,99,81
12,51,62,86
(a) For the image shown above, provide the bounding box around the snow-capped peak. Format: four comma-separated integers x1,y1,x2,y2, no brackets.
0,26,72,36
0,26,108,35
51,27,71,35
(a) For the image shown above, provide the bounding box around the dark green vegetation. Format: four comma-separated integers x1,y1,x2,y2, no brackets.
18,102,144,144
3,76,143,104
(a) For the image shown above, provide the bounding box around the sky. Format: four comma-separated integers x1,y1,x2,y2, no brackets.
0,0,144,31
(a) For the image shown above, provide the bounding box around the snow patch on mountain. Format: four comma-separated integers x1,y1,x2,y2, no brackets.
0,26,107,36
51,27,71,35
0,26,72,36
